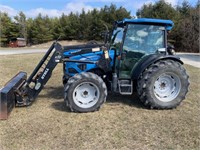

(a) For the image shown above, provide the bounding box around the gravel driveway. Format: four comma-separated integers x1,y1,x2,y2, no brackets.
0,49,47,55
176,53,200,68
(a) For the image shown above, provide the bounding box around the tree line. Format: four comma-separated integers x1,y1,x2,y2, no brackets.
0,4,131,46
0,1,199,52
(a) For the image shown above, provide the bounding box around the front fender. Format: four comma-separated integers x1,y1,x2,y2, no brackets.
131,54,183,80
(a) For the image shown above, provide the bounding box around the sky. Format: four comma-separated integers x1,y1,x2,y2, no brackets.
0,0,198,18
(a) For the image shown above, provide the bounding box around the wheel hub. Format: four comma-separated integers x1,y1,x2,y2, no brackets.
81,91,89,98
73,82,100,108
154,73,181,102
160,82,167,89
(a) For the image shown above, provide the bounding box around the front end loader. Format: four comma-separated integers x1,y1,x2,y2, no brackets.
0,42,105,119
0,42,62,119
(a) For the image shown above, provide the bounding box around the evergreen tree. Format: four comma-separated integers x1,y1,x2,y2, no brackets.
67,12,81,39
0,12,19,46
79,9,90,40
51,17,62,40
31,14,53,44
26,18,34,45
177,1,199,52
14,11,27,41
87,9,103,41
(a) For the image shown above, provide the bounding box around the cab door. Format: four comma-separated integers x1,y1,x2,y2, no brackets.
119,24,165,78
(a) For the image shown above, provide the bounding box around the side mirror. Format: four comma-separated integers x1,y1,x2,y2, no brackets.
158,48,166,53
167,43,176,55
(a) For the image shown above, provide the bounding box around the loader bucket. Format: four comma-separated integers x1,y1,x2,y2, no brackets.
0,72,27,120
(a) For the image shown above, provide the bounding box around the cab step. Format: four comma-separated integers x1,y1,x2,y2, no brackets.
118,79,133,95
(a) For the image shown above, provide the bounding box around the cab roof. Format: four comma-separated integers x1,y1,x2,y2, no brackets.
117,18,174,30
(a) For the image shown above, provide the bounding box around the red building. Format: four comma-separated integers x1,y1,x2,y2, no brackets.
9,38,26,47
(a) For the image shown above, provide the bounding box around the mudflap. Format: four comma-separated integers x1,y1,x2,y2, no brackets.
0,72,27,120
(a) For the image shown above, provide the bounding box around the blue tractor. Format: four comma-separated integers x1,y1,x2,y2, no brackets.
0,18,189,119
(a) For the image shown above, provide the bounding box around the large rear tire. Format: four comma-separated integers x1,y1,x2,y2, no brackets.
64,72,107,112
137,59,189,109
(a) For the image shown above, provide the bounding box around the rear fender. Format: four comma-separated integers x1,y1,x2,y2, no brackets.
131,54,183,80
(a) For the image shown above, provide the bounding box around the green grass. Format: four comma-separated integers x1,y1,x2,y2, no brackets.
0,53,199,150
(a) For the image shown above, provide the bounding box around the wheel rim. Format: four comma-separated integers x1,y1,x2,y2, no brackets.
73,82,100,108
154,73,181,102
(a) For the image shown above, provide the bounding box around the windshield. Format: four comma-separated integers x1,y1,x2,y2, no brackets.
110,27,124,51
123,24,165,54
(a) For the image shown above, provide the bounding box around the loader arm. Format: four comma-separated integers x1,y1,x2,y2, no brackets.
21,42,63,102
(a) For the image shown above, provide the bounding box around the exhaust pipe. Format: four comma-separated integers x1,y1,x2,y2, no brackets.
0,72,27,119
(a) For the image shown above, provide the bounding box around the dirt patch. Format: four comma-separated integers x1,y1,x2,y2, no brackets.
0,53,199,150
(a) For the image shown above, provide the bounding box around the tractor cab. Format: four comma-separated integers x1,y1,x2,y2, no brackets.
110,18,174,79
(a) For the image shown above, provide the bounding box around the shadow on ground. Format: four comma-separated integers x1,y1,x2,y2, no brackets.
40,86,145,112
40,86,64,99
106,92,145,109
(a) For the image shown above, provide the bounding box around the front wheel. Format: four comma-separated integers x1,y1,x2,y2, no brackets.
64,72,107,112
137,60,189,109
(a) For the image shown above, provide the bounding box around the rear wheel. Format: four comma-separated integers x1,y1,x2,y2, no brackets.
137,60,189,109
64,72,107,112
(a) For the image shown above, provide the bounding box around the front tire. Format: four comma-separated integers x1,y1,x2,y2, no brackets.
137,60,189,109
64,72,107,112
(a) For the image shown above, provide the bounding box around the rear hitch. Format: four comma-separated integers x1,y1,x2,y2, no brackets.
0,72,27,119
